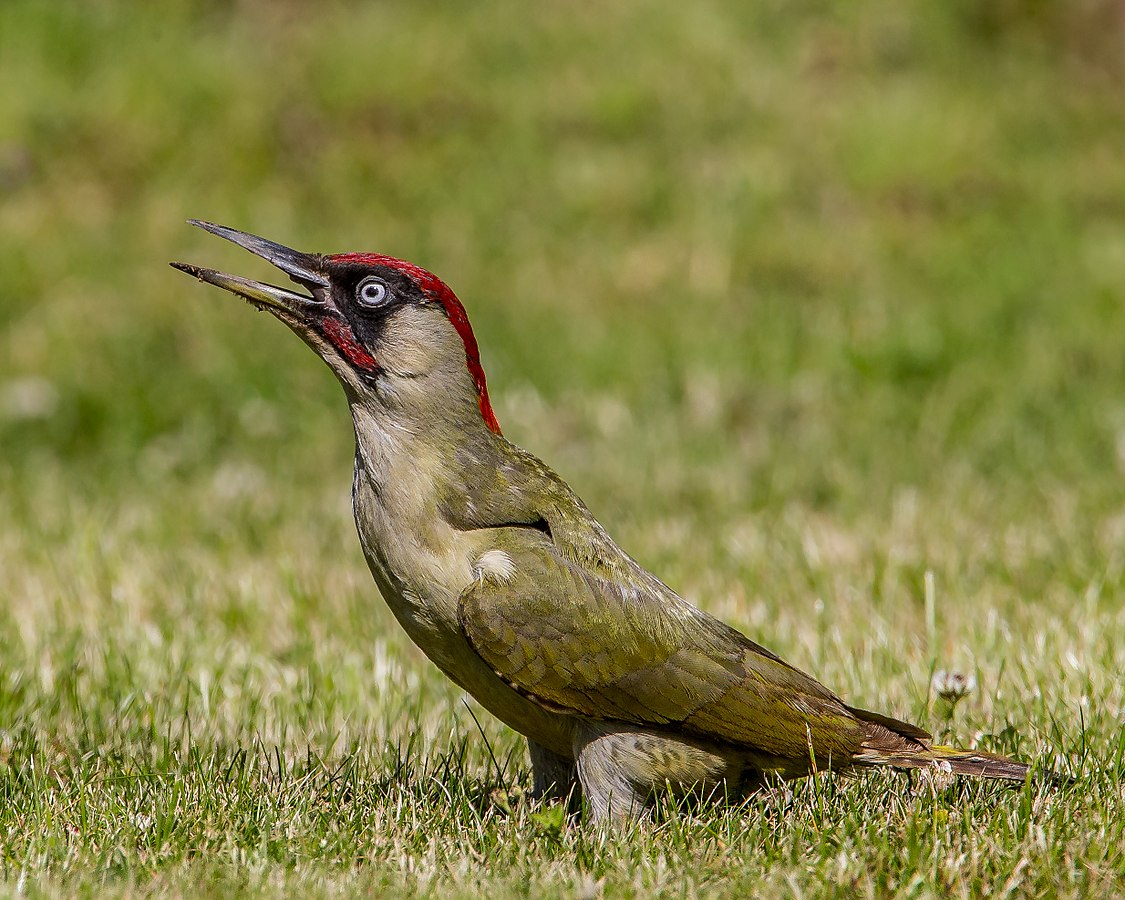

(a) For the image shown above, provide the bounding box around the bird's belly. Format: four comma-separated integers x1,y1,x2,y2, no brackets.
355,511,575,757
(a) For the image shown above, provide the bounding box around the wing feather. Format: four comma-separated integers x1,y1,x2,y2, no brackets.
459,535,873,764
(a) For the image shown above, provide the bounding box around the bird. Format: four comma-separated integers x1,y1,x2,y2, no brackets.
172,220,1030,823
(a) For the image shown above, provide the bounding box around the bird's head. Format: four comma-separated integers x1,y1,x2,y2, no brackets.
172,221,501,435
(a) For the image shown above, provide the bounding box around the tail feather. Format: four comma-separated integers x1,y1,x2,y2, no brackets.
855,741,1031,781
849,705,932,743
849,707,1031,782
854,744,1030,781
923,745,1030,781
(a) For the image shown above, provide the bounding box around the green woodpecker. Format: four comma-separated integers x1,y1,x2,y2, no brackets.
173,221,1029,823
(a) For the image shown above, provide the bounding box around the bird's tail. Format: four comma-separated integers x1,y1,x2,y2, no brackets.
849,706,1030,781
914,745,1030,780
855,742,1030,781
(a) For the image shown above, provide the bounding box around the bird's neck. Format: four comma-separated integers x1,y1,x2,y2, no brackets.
347,399,505,504
346,399,522,635
348,397,652,598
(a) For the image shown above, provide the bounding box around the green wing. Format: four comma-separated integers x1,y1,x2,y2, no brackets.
458,533,880,765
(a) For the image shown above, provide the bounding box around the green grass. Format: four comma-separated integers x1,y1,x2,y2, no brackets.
2,0,1124,895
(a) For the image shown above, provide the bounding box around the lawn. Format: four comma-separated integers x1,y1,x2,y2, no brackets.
1,1,1123,896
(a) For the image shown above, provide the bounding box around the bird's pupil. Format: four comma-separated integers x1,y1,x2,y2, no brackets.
360,281,386,304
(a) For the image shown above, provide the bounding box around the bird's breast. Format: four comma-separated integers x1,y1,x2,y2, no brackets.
351,463,473,656
349,458,576,757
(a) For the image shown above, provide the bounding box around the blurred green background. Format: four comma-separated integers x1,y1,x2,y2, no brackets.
1,0,1123,895
4,1,1124,510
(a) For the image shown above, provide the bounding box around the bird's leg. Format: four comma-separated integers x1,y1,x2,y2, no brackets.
574,727,650,823
574,723,751,824
528,739,580,810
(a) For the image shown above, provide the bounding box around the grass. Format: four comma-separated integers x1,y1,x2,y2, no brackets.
1,0,1124,895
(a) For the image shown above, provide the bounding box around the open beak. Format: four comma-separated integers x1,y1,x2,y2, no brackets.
170,220,329,319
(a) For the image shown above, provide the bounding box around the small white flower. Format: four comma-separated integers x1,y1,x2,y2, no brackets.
932,670,977,704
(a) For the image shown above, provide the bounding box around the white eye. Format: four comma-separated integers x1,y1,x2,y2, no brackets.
357,278,388,307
